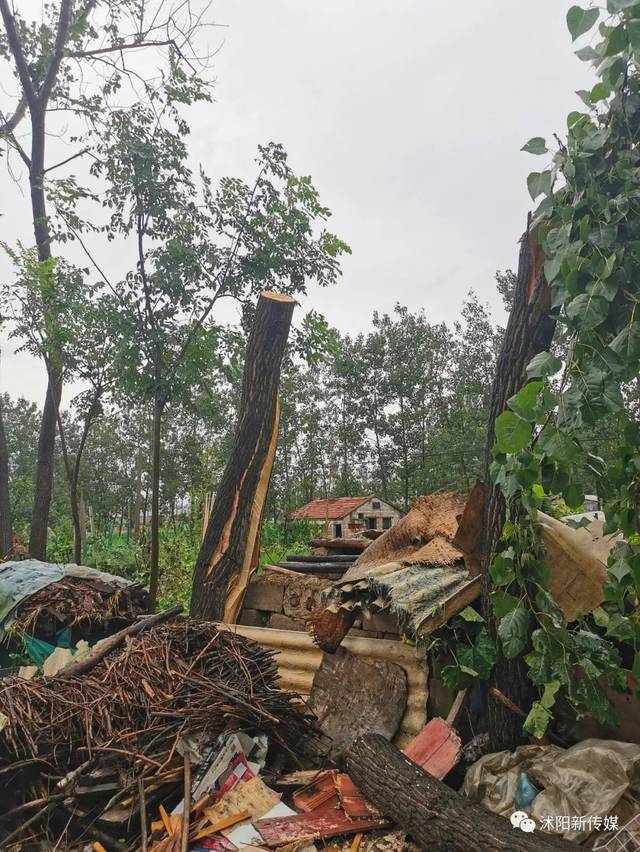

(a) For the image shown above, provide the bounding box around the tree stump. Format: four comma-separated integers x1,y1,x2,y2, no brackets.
190,292,295,622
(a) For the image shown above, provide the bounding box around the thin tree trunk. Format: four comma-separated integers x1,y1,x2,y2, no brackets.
191,292,295,622
132,443,144,535
346,734,572,852
0,394,12,556
79,490,87,547
481,220,557,752
148,397,165,612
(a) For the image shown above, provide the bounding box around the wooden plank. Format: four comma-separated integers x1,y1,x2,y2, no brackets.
286,554,358,563
403,717,461,780
255,810,384,847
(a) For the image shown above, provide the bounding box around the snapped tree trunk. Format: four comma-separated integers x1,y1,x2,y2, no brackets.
148,396,165,612
481,219,557,752
190,292,295,622
0,394,12,556
346,734,572,852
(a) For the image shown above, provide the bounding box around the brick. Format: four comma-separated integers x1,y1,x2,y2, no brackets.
268,613,307,632
237,608,268,627
244,576,285,613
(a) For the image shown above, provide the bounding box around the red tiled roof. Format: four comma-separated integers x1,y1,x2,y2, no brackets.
290,496,373,521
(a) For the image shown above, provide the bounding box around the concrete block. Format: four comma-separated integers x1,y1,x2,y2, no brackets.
237,608,268,627
243,576,285,613
268,613,307,632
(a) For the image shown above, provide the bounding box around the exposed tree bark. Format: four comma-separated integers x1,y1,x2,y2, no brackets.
346,734,572,852
190,292,295,622
481,219,557,752
0,393,12,557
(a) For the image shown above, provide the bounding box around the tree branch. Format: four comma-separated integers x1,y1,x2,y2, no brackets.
67,38,178,59
0,0,37,111
0,95,27,136
40,0,74,106
44,146,90,173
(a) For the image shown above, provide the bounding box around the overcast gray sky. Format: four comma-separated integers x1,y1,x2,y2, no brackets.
1,0,592,405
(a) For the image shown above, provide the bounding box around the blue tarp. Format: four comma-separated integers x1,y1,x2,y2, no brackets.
0,560,65,641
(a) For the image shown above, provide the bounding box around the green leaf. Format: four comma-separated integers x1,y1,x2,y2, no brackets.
632,652,640,686
566,293,608,329
606,612,634,641
628,19,640,49
459,606,484,622
522,137,548,155
490,551,516,587
540,680,561,709
492,591,520,618
567,6,599,41
538,428,580,462
498,607,531,659
609,323,640,362
523,701,552,739
526,351,562,378
495,411,531,453
575,45,600,61
604,23,628,55
608,0,640,11
507,381,543,422
527,170,553,201
563,483,584,510
592,606,610,627
590,82,609,102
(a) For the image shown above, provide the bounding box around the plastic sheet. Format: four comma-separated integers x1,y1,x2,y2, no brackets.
462,739,640,843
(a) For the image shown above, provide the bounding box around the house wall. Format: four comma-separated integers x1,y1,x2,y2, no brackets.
331,497,402,537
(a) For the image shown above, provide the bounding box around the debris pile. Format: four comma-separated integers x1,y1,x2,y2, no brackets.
0,617,314,849
0,559,148,664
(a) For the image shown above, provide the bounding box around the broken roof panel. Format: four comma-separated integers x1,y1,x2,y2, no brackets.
312,492,480,644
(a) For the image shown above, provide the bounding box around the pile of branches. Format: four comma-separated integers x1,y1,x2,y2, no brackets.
12,576,149,644
0,618,314,849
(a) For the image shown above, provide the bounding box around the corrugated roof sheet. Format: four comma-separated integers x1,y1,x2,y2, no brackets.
225,624,428,748
323,492,480,637
291,496,373,521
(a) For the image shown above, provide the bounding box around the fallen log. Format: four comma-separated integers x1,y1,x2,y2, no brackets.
57,604,183,679
309,538,369,552
286,554,358,563
346,733,572,852
191,292,295,622
276,561,351,574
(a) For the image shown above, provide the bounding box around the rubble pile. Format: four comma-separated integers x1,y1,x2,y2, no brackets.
0,620,314,849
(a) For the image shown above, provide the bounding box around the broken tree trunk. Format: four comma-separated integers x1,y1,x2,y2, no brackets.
481,219,557,752
346,734,572,852
190,292,296,622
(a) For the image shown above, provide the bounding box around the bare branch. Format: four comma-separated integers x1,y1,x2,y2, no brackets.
40,0,75,106
0,0,37,111
67,38,178,59
44,146,91,173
